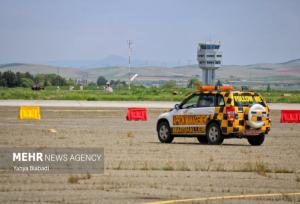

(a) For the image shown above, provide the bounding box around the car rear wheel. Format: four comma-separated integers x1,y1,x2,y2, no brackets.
247,134,265,146
197,136,208,144
157,121,174,143
206,123,224,145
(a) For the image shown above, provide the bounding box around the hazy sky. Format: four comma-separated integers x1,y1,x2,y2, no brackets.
0,0,300,65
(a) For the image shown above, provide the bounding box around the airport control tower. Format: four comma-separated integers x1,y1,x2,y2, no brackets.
197,41,222,85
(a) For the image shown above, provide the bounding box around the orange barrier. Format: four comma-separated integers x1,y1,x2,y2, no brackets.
280,110,300,123
126,108,148,121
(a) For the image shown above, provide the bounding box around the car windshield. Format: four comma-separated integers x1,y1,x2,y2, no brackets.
234,93,266,107
181,94,198,109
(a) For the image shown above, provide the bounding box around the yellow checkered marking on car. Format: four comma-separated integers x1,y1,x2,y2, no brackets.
173,115,207,125
172,126,205,134
176,91,271,135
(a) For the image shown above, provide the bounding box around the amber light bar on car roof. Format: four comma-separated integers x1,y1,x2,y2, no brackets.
197,85,234,91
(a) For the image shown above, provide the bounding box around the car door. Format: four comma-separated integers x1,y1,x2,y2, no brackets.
171,93,215,135
193,93,216,133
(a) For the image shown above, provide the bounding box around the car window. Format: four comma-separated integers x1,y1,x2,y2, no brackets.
216,94,225,106
181,94,199,109
198,94,215,107
234,93,266,107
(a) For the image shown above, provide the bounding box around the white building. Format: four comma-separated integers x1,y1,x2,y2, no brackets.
197,41,222,85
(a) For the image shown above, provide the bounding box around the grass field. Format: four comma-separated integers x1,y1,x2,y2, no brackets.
0,87,300,103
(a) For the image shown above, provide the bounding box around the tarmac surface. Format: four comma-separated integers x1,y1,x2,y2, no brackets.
0,107,299,203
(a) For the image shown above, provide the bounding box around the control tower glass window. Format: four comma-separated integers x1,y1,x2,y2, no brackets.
200,44,220,49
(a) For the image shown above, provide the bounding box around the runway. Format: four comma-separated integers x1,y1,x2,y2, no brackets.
143,192,300,204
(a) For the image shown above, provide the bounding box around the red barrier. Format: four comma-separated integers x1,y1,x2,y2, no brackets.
280,110,300,123
126,108,148,121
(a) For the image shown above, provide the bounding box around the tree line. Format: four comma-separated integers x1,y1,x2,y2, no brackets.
0,70,201,89
96,76,127,87
0,71,70,88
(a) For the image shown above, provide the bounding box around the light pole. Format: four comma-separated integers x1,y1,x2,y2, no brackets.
128,40,133,90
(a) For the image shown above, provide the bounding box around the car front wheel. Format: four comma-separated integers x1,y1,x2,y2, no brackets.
157,121,174,143
206,123,224,145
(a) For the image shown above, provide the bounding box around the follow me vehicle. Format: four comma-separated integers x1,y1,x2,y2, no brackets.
156,86,271,145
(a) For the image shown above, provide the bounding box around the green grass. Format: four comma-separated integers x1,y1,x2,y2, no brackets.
0,86,299,103
259,91,300,103
0,86,191,101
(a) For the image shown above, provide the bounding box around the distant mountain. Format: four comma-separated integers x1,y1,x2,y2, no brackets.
46,55,128,68
45,55,179,68
0,63,84,79
280,58,300,66
0,58,299,83
0,63,26,68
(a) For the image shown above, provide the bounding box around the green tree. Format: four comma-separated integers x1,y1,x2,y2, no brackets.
24,72,34,80
0,71,69,87
34,74,45,85
2,71,17,87
16,72,22,86
51,75,66,86
0,72,4,86
97,76,107,86
35,73,67,86
21,78,34,87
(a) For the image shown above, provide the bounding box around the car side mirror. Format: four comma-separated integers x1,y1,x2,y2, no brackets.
174,104,180,110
